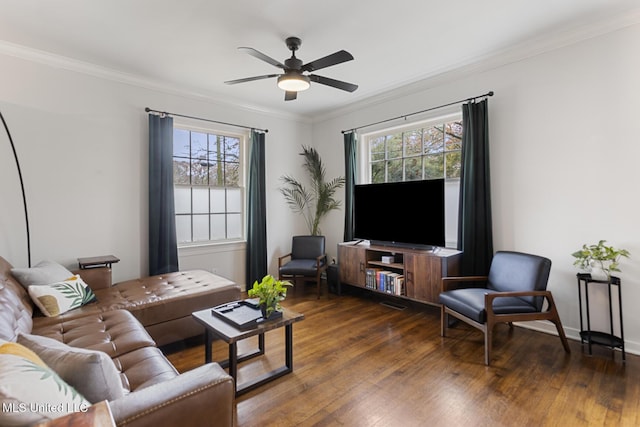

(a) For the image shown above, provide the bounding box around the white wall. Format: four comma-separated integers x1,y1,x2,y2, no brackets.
1,21,638,354
0,52,310,287
313,23,640,353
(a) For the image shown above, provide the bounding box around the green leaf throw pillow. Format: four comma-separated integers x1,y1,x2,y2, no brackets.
27,274,97,317
17,333,125,404
0,340,90,425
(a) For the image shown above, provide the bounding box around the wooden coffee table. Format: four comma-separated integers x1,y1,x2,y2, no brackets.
192,306,304,396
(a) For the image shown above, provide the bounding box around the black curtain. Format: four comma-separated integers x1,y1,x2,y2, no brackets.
245,130,267,287
343,132,357,242
457,99,493,275
148,114,179,275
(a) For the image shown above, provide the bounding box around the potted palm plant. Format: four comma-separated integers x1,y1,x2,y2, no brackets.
247,275,292,319
279,145,345,236
571,240,630,280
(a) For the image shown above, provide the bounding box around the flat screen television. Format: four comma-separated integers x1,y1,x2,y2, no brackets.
353,179,445,250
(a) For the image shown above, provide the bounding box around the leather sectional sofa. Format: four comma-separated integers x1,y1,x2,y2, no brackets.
0,256,242,426
50,262,242,347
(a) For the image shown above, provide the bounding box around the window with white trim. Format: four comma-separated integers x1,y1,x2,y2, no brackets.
172,127,245,245
365,116,463,184
361,113,463,247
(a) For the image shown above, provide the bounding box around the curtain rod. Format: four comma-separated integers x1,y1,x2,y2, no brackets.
341,91,494,134
145,108,268,133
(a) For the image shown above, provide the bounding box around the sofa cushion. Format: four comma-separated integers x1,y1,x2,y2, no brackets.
11,260,74,289
111,346,179,392
32,309,156,358
0,340,90,426
92,270,240,336
18,333,125,404
0,258,34,341
28,274,97,317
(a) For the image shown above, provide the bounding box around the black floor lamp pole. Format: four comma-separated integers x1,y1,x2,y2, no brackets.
0,110,31,267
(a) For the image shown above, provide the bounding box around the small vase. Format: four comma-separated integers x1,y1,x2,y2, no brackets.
259,304,282,321
589,263,609,281
260,304,274,319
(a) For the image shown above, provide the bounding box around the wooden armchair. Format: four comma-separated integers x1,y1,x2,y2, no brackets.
439,251,570,365
278,236,328,299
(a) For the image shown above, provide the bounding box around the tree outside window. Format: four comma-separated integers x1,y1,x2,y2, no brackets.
172,128,244,244
368,119,463,184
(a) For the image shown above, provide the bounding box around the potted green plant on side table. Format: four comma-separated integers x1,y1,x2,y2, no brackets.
571,240,630,281
247,275,292,320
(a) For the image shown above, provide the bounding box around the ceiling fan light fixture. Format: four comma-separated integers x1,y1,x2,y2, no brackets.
277,74,310,92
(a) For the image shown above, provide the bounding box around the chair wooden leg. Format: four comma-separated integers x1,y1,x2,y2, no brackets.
441,306,447,337
554,320,571,354
547,294,571,354
551,313,571,354
315,271,320,299
484,324,492,366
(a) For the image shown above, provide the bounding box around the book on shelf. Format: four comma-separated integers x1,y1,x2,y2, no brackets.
385,272,400,294
394,276,405,296
365,267,381,289
377,271,392,292
364,268,404,295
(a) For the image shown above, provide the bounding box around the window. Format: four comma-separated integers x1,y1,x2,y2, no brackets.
366,116,463,183
172,127,245,245
361,113,463,248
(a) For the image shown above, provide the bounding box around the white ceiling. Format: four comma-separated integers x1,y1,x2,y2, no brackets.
1,0,639,118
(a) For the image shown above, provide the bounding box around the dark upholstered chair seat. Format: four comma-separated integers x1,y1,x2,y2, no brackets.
278,259,326,276
439,288,537,324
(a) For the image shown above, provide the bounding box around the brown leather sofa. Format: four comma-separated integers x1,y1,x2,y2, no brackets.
0,256,240,426
58,263,242,346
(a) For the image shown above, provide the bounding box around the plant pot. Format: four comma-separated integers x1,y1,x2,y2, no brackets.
589,261,610,281
260,305,283,321
589,267,609,281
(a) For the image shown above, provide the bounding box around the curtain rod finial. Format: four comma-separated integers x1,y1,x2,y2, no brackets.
145,107,151,112
487,91,494,96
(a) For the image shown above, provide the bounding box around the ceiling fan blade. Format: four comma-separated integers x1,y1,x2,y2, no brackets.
301,50,354,72
238,47,286,69
309,74,358,92
224,74,280,85
284,91,297,101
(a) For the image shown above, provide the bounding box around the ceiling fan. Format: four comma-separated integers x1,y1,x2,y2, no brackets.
224,36,358,101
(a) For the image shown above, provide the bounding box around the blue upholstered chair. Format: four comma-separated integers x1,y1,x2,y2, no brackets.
278,236,328,299
439,251,571,365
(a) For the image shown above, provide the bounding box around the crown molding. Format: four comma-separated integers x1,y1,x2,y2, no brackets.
313,8,640,124
0,40,311,124
2,6,638,127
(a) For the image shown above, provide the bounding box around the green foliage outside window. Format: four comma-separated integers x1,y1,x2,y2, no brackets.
172,127,244,244
368,120,462,183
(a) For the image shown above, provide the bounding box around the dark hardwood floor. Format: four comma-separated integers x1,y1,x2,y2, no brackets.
164,285,640,427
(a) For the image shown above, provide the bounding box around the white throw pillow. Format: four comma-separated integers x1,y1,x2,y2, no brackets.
27,274,96,317
11,260,75,289
0,339,90,426
17,333,125,404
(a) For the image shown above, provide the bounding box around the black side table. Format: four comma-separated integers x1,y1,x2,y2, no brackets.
78,255,120,269
576,273,625,362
